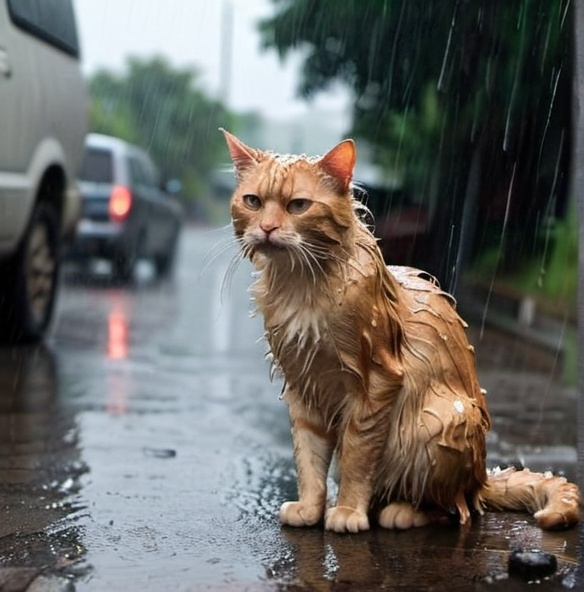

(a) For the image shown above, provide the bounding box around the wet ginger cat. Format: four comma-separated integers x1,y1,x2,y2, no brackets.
223,129,580,533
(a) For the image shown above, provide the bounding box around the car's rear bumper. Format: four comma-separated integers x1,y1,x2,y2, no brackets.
66,219,127,260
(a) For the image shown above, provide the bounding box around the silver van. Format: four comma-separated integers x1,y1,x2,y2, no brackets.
0,0,87,343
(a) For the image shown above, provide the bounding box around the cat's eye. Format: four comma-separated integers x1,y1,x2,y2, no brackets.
287,198,312,215
242,194,262,211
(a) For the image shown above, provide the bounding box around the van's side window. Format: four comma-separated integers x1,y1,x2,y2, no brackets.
7,0,80,57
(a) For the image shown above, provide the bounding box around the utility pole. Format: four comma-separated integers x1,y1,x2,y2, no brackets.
219,0,233,106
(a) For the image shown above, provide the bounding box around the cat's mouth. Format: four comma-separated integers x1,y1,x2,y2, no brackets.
253,238,288,253
248,230,291,252
245,235,299,263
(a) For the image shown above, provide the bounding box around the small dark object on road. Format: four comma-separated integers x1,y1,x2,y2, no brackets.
508,549,558,580
143,447,177,459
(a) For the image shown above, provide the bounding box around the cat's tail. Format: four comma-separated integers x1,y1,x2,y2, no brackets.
478,466,580,529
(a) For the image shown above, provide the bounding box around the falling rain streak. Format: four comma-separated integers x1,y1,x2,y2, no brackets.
480,163,516,340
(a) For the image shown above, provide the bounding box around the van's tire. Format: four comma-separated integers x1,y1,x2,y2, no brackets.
0,203,61,344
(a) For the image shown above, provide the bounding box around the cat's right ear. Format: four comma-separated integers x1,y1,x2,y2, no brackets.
220,129,259,176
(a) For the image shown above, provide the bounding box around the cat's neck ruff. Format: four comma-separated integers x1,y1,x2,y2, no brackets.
250,254,343,349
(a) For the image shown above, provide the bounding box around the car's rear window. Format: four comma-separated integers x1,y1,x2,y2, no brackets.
79,148,113,183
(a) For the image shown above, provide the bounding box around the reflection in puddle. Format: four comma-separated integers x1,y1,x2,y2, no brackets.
105,302,132,415
106,370,132,415
0,345,87,571
107,310,128,360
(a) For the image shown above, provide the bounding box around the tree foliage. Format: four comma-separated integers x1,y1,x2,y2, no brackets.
88,56,234,199
260,0,573,286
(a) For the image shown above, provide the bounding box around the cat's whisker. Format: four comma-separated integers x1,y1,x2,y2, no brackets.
223,240,254,294
221,251,247,301
298,243,328,281
295,244,318,286
204,223,234,236
200,234,241,278
293,246,312,283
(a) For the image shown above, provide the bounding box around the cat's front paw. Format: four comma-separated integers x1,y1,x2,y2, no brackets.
280,501,323,527
325,506,370,533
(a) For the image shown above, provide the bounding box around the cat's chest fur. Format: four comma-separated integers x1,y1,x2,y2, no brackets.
254,273,345,347
252,257,401,415
253,273,340,358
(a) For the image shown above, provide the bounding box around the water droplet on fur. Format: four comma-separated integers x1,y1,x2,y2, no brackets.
371,319,378,327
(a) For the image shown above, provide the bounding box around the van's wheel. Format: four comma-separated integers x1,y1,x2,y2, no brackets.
0,203,61,343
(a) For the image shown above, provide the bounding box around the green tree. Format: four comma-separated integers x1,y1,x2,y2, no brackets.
260,0,572,290
88,56,235,200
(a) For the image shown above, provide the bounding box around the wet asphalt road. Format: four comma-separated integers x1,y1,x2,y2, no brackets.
0,226,581,591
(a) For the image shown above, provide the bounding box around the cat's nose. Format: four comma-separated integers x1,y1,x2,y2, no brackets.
259,219,280,234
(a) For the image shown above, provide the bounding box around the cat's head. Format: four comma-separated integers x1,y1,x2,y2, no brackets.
222,130,358,265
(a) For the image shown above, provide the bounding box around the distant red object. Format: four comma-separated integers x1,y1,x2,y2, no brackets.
108,185,133,222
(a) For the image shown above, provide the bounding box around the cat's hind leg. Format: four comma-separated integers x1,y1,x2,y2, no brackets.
378,502,447,530
377,384,487,529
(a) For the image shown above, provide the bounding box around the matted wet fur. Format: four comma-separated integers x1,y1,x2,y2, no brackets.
222,129,580,533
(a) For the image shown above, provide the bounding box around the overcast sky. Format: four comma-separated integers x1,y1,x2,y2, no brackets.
73,0,350,121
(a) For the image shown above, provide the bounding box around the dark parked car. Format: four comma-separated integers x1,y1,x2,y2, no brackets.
69,133,182,281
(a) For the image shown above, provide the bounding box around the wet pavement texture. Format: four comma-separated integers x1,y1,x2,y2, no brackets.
0,226,580,591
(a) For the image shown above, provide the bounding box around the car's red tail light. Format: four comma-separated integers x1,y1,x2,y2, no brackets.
109,185,132,222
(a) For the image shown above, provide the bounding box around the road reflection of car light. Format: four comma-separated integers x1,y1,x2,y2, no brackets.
107,310,128,360
106,371,130,415
105,301,132,414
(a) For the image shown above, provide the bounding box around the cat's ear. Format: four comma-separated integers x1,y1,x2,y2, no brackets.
318,139,356,192
221,129,259,175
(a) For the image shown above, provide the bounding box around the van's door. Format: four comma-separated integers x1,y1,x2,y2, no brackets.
0,0,86,249
0,1,39,243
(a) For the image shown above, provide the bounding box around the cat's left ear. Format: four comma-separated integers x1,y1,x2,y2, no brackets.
221,129,259,175
318,139,356,192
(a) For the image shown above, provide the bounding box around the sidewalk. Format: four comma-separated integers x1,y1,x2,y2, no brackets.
458,280,575,355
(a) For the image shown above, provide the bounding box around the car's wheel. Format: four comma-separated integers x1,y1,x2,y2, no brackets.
112,232,143,284
154,225,179,278
0,203,61,343
112,251,135,284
